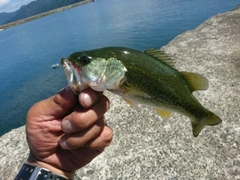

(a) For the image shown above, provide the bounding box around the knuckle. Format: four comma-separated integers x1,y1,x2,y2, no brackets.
71,111,90,130
101,127,113,146
64,136,79,150
101,96,110,109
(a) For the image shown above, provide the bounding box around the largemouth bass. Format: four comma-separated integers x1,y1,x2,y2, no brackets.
61,47,222,137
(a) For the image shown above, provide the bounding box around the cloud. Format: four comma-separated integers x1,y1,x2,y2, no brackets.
0,0,10,7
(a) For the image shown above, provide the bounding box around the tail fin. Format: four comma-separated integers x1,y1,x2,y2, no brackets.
192,111,222,137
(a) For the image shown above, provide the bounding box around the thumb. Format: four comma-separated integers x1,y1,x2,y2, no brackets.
27,86,77,120
50,86,78,118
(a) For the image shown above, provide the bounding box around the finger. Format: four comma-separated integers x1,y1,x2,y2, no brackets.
51,86,78,117
79,88,103,108
83,125,113,150
61,95,109,133
27,86,77,121
59,117,105,150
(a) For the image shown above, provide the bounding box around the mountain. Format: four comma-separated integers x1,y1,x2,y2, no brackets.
0,0,85,25
0,11,18,25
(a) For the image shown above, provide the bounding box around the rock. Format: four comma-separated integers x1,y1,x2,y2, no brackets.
1,6,240,180
0,126,28,179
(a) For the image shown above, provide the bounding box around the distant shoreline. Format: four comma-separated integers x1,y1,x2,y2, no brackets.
0,0,92,30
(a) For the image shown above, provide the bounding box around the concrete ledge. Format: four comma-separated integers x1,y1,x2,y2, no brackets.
1,5,240,179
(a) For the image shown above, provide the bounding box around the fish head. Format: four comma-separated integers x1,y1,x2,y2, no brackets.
61,51,108,93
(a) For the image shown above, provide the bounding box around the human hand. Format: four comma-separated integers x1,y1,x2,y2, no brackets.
26,86,112,179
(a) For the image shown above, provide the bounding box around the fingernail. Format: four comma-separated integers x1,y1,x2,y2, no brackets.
61,120,75,133
63,86,72,95
59,137,70,150
58,86,71,95
80,92,93,108
58,87,65,93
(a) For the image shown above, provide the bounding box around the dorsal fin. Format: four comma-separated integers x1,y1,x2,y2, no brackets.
181,71,209,92
144,48,176,68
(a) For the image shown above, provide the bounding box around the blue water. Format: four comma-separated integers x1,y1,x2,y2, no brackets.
0,0,239,136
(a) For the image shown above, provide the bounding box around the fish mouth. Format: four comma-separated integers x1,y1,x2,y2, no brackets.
61,58,88,93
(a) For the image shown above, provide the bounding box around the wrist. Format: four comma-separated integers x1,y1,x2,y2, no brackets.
15,163,71,180
27,154,75,179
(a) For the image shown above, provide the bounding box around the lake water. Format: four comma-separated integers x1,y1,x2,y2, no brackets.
0,0,239,136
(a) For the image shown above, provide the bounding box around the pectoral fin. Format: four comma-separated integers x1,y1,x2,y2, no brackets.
124,85,151,98
123,98,137,107
156,109,172,120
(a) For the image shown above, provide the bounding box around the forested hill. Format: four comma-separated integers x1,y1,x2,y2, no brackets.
0,0,85,25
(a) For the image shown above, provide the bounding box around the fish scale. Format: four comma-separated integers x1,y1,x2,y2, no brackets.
61,47,222,137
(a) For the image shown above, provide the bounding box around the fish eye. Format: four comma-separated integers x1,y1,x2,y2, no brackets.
77,56,91,65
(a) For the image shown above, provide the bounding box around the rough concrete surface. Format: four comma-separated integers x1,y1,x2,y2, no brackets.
1,6,240,180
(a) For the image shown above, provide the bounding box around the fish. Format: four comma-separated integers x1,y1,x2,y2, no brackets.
61,47,222,137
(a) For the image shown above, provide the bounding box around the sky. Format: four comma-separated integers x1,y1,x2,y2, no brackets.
0,0,34,13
